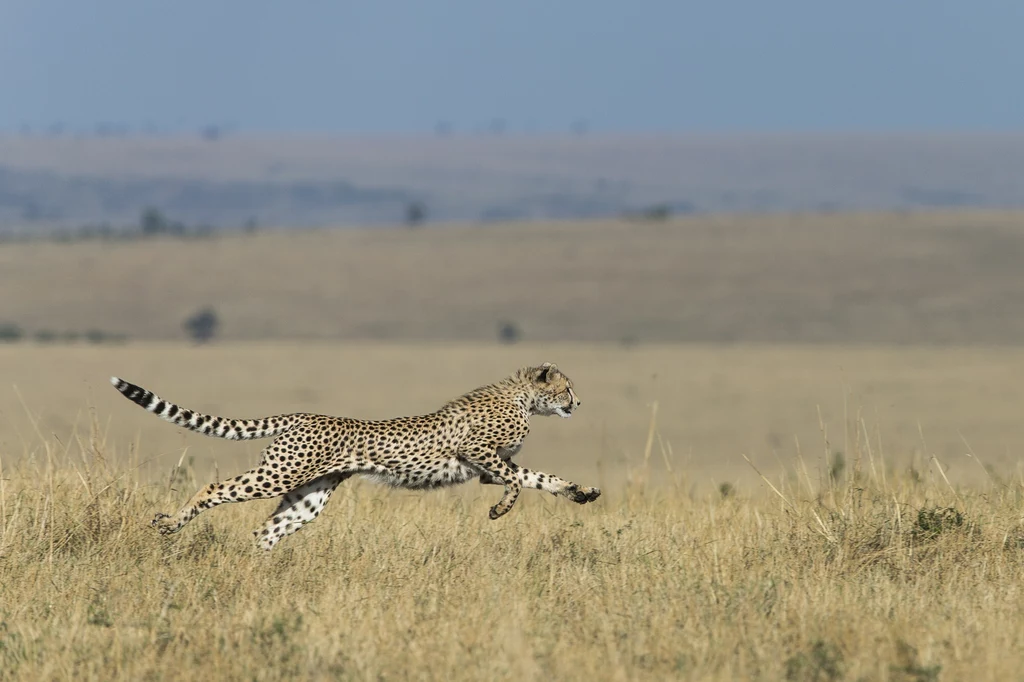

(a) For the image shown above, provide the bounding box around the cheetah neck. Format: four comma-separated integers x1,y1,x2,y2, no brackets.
447,378,538,415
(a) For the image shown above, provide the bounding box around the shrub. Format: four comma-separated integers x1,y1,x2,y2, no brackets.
497,321,521,344
0,323,23,342
184,307,220,343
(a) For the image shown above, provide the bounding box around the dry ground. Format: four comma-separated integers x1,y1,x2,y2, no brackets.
3,343,1024,491
1,417,1023,681
4,210,1024,344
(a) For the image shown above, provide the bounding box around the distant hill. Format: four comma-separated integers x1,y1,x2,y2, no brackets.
1,133,1024,230
3,211,1024,346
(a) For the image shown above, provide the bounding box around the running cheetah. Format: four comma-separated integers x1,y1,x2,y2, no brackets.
110,363,601,550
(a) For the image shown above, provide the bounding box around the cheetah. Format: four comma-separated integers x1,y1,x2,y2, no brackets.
110,362,601,550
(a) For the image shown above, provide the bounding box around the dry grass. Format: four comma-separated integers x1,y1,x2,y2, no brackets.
2,410,1024,681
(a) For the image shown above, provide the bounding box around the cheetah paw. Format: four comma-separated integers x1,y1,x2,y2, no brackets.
568,486,601,504
151,513,180,535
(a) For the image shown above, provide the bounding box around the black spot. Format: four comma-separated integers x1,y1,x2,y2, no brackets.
153,400,166,414
166,404,179,418
245,486,253,493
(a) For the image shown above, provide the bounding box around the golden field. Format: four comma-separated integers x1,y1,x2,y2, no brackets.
3,210,1024,679
1,380,1023,681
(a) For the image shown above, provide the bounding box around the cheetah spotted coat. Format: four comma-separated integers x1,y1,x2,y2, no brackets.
111,363,600,550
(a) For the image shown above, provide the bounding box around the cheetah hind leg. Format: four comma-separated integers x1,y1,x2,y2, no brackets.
151,463,281,536
254,472,347,551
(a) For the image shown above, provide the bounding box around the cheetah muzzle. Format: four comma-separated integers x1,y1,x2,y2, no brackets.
110,362,600,550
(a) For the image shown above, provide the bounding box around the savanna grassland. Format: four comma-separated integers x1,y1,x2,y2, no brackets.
2,343,1024,680
2,395,1024,681
4,211,1024,679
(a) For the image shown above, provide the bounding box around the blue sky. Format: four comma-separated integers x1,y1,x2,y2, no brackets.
1,0,1022,134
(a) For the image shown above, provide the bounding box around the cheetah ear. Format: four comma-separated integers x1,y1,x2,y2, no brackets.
536,363,558,383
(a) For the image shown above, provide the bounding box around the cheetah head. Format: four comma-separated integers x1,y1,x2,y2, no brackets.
527,362,581,419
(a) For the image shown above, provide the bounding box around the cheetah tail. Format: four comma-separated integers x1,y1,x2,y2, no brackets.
109,377,305,440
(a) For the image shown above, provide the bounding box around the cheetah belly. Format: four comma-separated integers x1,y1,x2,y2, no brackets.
359,457,483,490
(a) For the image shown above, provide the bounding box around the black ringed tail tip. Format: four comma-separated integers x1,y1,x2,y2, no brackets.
110,376,155,409
108,375,301,441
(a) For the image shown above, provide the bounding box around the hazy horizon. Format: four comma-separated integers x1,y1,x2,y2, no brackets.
5,132,1024,229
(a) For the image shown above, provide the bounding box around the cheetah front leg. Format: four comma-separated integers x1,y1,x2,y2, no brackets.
254,472,348,550
461,445,523,520
479,461,601,505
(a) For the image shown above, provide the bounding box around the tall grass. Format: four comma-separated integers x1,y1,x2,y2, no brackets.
2,408,1023,681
